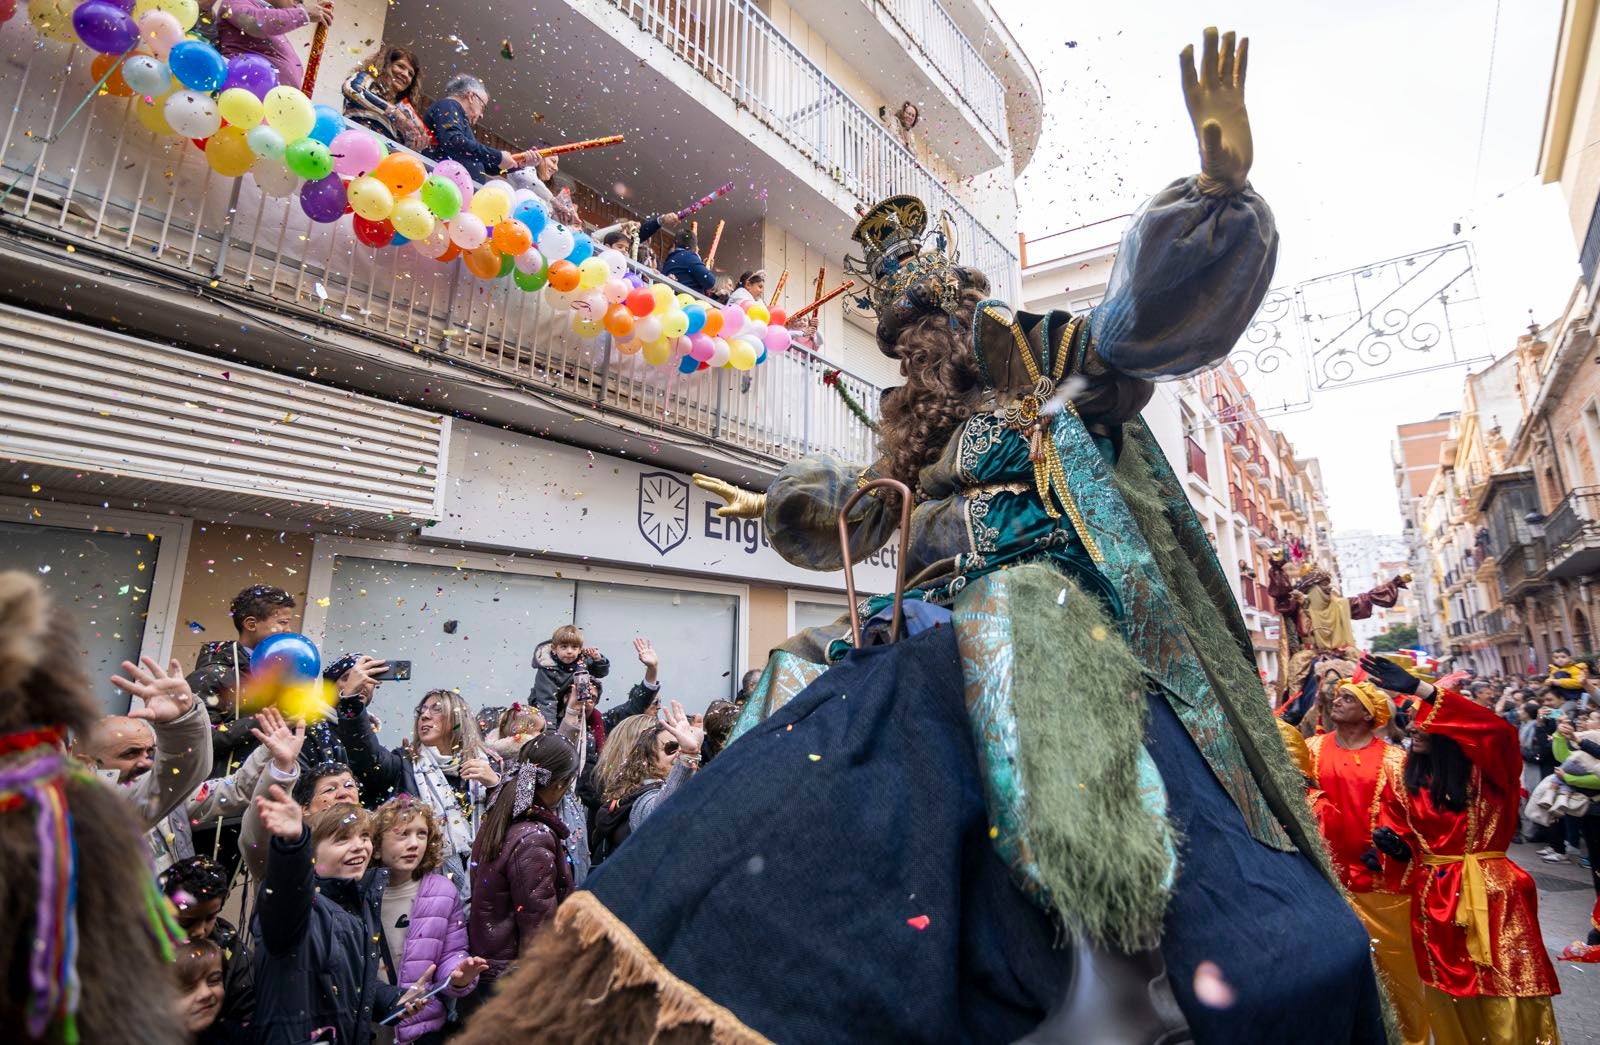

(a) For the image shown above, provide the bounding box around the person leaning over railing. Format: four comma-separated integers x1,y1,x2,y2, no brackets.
423,75,524,184
342,44,432,153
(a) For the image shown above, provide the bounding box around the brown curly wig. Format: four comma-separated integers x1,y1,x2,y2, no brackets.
372,796,446,881
874,275,990,487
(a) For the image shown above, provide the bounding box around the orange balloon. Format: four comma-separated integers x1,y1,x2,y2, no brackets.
92,52,132,98
701,308,723,337
463,243,503,280
603,303,635,338
546,259,581,293
490,218,532,257
372,152,426,197
436,243,462,264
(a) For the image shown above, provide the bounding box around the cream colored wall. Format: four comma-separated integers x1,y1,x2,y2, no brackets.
1561,14,1600,243
269,0,392,111
170,523,314,670
746,583,790,674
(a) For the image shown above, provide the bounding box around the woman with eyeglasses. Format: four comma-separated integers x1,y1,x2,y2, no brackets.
588,701,703,865
334,665,499,896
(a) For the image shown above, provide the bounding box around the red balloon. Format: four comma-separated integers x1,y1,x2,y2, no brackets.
0,0,16,24
625,286,655,318
768,308,787,328
353,215,395,248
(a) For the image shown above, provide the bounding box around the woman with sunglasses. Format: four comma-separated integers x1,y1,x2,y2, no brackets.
334,665,499,896
588,701,702,865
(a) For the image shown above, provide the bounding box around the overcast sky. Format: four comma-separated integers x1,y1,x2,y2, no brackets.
989,0,1577,534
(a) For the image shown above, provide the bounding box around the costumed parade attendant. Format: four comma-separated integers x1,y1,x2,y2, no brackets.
459,28,1389,1045
1361,655,1562,1045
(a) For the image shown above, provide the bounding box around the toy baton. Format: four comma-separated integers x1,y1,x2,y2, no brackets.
535,135,625,158
300,13,330,95
676,182,733,220
790,280,855,322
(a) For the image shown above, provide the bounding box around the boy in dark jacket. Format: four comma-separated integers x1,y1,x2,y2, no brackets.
662,227,716,293
528,624,610,721
186,584,297,776
251,789,430,1044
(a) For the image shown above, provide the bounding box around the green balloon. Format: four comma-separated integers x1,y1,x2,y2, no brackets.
513,264,548,292
497,253,516,279
284,138,333,181
420,175,463,221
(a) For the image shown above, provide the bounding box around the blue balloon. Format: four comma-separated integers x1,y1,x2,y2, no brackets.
564,231,593,265
168,40,228,93
250,633,322,681
511,200,548,238
684,305,706,336
756,347,768,366
678,355,700,374
308,105,345,146
391,233,410,247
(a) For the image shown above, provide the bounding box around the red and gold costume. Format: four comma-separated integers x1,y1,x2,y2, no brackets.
1307,728,1427,1045
1382,688,1561,1045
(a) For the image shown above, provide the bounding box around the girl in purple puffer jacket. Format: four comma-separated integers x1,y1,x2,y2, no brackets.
372,798,487,1044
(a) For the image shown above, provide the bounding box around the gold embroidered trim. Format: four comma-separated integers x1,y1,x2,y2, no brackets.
553,891,772,1045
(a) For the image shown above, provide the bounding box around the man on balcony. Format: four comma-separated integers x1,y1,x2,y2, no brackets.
662,227,715,294
423,74,521,184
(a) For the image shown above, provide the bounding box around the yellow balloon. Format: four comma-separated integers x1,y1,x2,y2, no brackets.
262,86,315,142
577,257,609,290
675,292,694,307
746,302,770,323
155,0,199,30
728,338,757,371
642,339,672,366
217,88,264,129
132,0,160,17
571,314,602,339
347,176,395,221
391,197,435,240
277,679,334,723
135,92,176,136
29,0,77,42
650,282,674,314
468,185,511,225
205,125,256,177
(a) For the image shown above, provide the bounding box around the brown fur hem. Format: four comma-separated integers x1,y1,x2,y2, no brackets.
455,892,771,1045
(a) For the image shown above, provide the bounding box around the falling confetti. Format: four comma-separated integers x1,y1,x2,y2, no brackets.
500,39,515,60
187,621,206,633
906,915,930,931
1193,961,1236,1009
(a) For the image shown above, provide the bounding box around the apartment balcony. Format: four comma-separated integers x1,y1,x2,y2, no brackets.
0,34,883,494
388,0,1019,300
1244,459,1264,480
1267,478,1289,511
1481,608,1520,642
1184,435,1209,485
798,0,1011,175
1229,482,1246,519
1499,537,1549,602
1543,486,1600,580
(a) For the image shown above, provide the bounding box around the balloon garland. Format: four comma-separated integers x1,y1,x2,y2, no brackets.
18,2,791,372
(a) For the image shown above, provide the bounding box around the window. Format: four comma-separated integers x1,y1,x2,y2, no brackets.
0,505,188,713
793,597,847,633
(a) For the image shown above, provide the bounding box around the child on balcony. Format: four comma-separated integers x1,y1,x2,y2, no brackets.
215,0,334,93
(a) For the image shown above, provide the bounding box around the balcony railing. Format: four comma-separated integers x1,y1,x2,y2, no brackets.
612,0,1017,300
878,0,1006,139
1229,482,1245,514
0,45,881,468
1184,435,1208,483
1499,537,1548,598
1543,486,1600,577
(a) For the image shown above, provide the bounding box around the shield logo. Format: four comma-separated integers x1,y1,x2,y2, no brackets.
638,472,690,555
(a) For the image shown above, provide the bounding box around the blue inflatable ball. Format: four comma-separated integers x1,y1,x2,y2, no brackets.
511,200,548,239
564,231,593,265
168,39,229,93
250,633,322,680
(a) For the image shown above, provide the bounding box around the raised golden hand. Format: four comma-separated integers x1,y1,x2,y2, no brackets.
1180,27,1252,195
692,474,766,519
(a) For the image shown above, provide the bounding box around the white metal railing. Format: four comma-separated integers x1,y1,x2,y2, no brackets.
0,34,882,470
611,0,1018,301
876,0,1005,140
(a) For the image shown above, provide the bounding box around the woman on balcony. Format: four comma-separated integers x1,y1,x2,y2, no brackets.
423,75,520,184
728,270,766,307
341,45,431,152
215,0,333,91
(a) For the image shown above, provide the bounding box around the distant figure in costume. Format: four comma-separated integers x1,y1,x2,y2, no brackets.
1273,550,1409,721
1362,654,1562,1045
0,573,188,1042
460,29,1386,1045
1307,677,1429,1044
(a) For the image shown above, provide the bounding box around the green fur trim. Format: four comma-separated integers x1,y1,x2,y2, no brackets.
1002,564,1175,949
1110,430,1337,881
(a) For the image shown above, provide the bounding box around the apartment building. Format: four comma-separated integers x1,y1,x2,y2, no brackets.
0,0,1041,721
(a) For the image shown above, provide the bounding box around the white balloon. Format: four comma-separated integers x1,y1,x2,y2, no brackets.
251,162,299,198
708,336,731,368
245,125,286,159
481,178,514,199
163,90,220,139
598,248,630,280
545,288,579,311
122,55,170,97
514,248,545,274
537,223,575,263
412,224,450,258
744,320,767,342
635,315,663,344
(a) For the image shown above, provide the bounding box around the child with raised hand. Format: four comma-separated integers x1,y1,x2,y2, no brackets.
528,624,610,720
251,787,433,1045
372,797,487,1044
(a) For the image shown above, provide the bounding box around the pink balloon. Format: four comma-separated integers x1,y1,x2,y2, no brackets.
719,305,744,337
137,9,183,59
432,159,474,205
674,335,693,358
688,333,714,362
602,279,630,305
329,129,383,177
763,325,792,355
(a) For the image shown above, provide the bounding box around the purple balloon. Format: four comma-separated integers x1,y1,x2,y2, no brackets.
299,174,348,224
222,53,279,99
101,0,135,10
73,0,139,54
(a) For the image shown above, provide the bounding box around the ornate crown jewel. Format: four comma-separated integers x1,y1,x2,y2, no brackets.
846,195,961,318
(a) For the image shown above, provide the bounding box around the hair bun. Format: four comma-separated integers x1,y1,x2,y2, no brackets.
0,572,47,695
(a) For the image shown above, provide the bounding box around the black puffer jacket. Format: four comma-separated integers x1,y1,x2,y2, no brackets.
250,827,404,1045
528,640,611,720
187,640,263,776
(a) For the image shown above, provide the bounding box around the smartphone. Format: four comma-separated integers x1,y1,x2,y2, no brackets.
376,660,412,681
